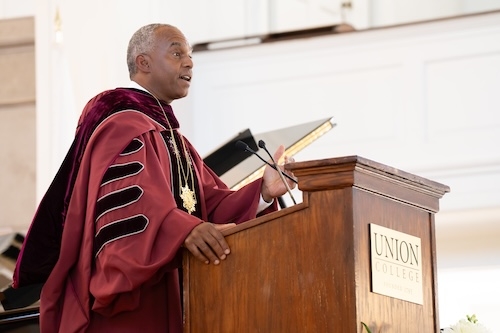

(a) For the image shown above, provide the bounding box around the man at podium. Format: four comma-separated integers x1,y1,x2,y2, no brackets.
13,23,296,333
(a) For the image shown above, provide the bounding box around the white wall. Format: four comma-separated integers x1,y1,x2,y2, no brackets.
0,0,33,19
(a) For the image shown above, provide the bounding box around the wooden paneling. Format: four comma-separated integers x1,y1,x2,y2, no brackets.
0,45,36,105
0,17,35,232
0,17,34,47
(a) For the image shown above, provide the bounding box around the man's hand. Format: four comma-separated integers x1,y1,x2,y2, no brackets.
183,222,235,265
261,145,296,203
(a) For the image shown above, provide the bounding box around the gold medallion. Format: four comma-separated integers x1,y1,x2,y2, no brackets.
180,185,197,214
151,94,198,215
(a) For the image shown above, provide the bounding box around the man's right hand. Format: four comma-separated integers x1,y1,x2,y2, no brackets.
183,222,234,265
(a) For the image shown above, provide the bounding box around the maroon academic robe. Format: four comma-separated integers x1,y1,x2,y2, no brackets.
14,88,277,332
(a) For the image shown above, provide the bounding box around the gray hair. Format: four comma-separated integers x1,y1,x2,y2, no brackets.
126,23,173,78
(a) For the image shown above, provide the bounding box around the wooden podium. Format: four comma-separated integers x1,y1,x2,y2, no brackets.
182,156,450,332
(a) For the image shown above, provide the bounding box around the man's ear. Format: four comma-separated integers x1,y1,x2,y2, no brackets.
136,54,151,73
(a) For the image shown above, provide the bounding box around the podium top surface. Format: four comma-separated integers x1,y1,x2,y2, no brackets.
289,155,450,192
287,155,450,211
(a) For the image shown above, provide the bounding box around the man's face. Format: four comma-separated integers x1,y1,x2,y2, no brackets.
147,26,193,104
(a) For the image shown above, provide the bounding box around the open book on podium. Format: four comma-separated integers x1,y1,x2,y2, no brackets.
203,117,336,190
185,124,450,332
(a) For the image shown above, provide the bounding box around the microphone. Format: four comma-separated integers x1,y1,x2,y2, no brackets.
235,141,297,184
257,140,297,205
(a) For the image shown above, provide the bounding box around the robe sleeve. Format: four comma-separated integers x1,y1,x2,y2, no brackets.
89,130,201,316
186,139,278,224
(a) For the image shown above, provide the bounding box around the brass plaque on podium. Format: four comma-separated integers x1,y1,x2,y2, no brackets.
370,223,423,305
